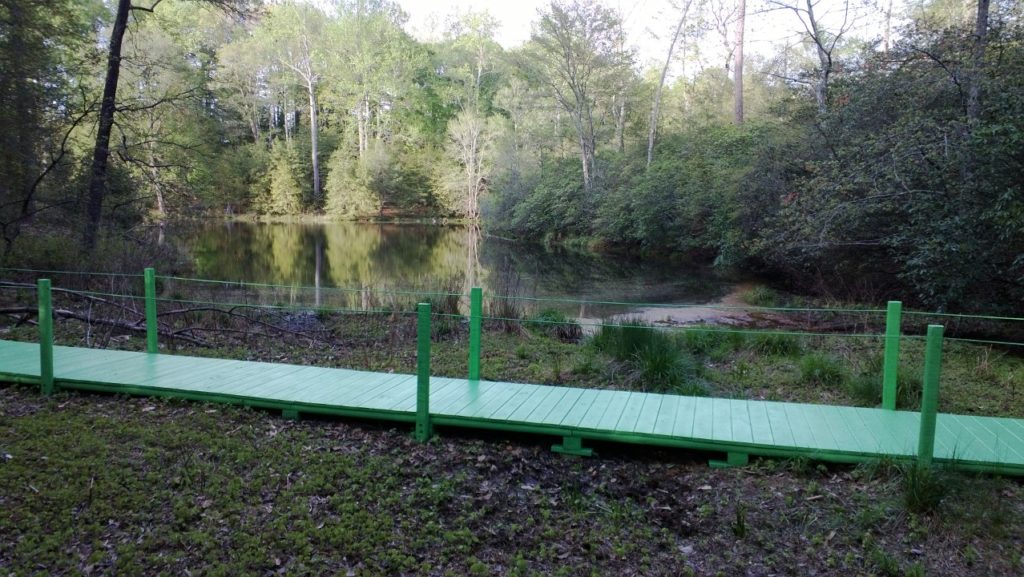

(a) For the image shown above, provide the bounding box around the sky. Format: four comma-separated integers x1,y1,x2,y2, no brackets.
395,0,897,72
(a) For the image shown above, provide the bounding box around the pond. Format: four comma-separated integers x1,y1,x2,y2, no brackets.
173,221,737,319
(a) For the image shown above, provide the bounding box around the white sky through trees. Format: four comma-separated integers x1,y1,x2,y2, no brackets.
395,0,902,73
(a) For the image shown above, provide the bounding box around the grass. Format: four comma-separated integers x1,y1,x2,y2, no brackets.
2,386,1023,576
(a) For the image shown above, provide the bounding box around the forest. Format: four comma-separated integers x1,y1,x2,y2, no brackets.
1,0,1022,313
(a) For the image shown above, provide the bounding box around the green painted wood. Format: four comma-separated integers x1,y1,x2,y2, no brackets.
882,300,902,410
918,324,943,466
651,394,680,436
144,268,158,354
632,394,663,434
1,339,1022,475
415,302,432,442
468,287,482,381
37,280,54,395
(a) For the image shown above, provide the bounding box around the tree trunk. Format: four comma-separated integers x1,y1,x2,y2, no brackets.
733,0,746,124
806,0,830,114
83,0,132,250
648,2,691,168
307,80,321,207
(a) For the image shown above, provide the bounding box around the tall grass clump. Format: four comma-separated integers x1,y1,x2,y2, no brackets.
528,309,582,342
847,373,882,406
682,327,746,357
799,353,847,386
749,332,802,356
901,464,950,514
592,319,658,362
634,338,705,395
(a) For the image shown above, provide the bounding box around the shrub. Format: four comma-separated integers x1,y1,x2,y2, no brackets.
739,285,778,307
901,464,950,514
528,308,582,342
847,373,882,406
592,319,659,362
799,353,847,386
749,332,802,356
634,337,697,393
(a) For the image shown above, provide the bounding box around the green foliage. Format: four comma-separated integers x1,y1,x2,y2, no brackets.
901,464,950,515
799,353,847,387
324,147,381,218
528,309,583,342
592,319,659,362
681,327,746,356
739,286,779,307
749,332,802,357
634,337,701,394
256,143,304,215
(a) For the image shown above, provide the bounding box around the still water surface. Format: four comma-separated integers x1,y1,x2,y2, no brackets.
177,222,733,317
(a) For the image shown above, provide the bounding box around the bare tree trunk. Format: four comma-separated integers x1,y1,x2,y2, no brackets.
806,0,831,114
733,0,746,124
648,1,691,168
83,0,132,250
883,0,893,53
307,80,321,207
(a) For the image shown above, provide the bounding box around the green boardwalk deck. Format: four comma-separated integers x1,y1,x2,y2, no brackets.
2,339,1023,475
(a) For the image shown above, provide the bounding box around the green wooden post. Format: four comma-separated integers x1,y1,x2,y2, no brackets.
468,287,482,381
917,324,944,467
882,300,902,410
415,302,433,442
144,267,158,354
37,279,54,396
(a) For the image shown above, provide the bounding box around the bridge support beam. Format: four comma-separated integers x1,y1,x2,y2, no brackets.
709,452,749,469
552,435,593,457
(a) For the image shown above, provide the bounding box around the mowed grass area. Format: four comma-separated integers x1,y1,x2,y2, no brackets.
1,385,1023,577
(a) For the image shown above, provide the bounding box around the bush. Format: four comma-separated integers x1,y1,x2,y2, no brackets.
592,319,659,362
634,337,698,393
681,327,745,356
528,309,582,342
739,285,778,307
749,332,802,356
799,353,847,386
901,464,950,514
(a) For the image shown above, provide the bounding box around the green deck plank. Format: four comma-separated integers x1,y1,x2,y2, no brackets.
986,417,1024,460
556,389,601,427
610,393,643,434
227,366,350,400
812,405,861,452
379,377,460,413
764,402,797,448
431,378,494,414
443,380,521,417
672,395,700,438
745,401,775,446
832,406,888,455
524,387,572,423
963,415,1024,463
576,390,628,430
853,409,916,456
689,398,714,440
597,391,633,431
305,372,407,406
534,387,586,426
488,384,550,422
972,416,1024,463
507,386,567,423
632,394,664,435
935,415,1003,463
726,399,754,444
651,394,681,437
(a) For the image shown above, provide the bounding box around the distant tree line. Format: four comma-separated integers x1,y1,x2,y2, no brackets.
0,0,1021,311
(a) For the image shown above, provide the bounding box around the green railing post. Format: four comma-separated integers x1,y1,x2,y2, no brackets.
468,287,482,381
415,302,433,442
37,279,54,396
144,267,158,354
882,300,902,410
917,324,944,467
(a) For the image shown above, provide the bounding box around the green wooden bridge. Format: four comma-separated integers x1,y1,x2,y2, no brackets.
2,273,1023,476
